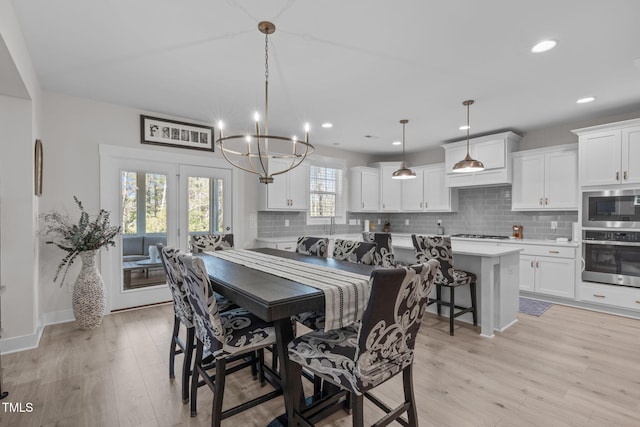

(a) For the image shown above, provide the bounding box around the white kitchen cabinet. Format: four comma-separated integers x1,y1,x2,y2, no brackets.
573,118,640,187
376,163,402,211
512,144,578,210
401,164,458,212
517,245,575,298
255,239,297,252
259,161,309,211
443,131,521,188
579,282,640,311
350,166,379,212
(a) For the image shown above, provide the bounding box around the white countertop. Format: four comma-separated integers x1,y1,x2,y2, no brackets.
255,233,578,248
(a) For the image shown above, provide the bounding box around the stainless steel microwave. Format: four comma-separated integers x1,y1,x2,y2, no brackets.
583,189,640,228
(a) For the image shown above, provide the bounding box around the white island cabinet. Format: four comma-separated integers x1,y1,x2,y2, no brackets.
392,235,521,337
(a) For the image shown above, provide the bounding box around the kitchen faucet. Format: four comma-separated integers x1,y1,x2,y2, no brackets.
329,217,335,235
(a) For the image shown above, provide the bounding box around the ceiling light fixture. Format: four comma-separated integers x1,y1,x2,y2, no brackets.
392,119,416,180
216,21,314,184
452,100,484,173
531,40,557,53
576,96,595,104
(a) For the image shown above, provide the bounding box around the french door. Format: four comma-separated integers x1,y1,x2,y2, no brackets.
178,164,233,251
100,146,235,311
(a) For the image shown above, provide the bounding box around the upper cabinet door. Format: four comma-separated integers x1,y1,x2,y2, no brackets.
622,126,640,185
474,138,506,170
401,169,424,211
580,130,622,186
424,165,452,211
266,159,291,209
512,154,545,209
380,164,402,211
545,150,578,209
288,164,309,210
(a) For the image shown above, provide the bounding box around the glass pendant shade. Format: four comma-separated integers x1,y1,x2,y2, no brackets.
452,100,484,173
392,119,416,180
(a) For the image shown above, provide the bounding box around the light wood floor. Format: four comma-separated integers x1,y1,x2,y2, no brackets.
2,303,639,427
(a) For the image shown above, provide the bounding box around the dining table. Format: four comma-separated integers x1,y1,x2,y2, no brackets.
198,247,378,426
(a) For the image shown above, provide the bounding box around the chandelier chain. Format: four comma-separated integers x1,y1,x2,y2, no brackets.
265,32,269,82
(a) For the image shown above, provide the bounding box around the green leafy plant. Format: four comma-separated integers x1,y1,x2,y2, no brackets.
41,197,121,286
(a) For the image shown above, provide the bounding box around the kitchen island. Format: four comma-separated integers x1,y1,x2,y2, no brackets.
256,234,522,337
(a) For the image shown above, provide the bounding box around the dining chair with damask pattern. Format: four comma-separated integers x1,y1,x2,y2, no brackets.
287,260,440,427
176,254,282,426
332,239,377,265
157,244,235,404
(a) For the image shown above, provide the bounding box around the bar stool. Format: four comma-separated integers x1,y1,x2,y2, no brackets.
411,234,478,336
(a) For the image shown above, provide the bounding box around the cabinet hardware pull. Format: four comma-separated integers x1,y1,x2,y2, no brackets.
362,202,364,208
284,246,292,250
593,294,606,298
420,202,422,208
548,250,559,254
530,260,534,267
539,198,543,205
545,197,549,205
635,300,640,304
383,203,385,209
624,170,628,180
536,261,540,268
616,171,620,181
425,202,428,208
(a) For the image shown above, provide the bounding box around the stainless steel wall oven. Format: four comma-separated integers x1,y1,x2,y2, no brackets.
582,230,640,287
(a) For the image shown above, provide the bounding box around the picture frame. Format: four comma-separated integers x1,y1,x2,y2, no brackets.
34,139,43,196
140,115,214,152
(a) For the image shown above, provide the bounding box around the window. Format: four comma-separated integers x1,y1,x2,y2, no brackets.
310,166,338,217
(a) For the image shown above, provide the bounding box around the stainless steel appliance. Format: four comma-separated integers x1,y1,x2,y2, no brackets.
582,230,640,287
583,189,640,228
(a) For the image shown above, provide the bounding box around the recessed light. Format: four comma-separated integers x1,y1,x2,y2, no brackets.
459,125,470,130
531,40,557,53
392,141,402,146
577,96,595,104
322,122,333,128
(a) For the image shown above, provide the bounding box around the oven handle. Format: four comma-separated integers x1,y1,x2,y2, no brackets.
583,240,640,247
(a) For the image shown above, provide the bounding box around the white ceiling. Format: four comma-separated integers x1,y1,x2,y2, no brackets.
11,0,640,154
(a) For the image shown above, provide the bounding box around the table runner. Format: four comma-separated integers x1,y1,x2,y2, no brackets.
205,249,371,331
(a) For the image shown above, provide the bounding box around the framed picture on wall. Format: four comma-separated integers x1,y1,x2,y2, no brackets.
140,115,214,152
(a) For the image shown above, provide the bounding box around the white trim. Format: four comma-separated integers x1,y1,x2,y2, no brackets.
42,308,75,326
0,324,44,355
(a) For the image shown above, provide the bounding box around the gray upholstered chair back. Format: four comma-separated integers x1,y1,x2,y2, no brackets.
332,239,377,265
296,236,329,257
411,234,456,284
158,244,193,327
190,234,234,253
362,232,396,267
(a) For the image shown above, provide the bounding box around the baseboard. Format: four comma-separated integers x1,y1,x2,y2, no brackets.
42,309,75,326
0,324,44,355
0,309,75,355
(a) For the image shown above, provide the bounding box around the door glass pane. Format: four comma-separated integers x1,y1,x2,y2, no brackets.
145,173,167,233
121,171,138,234
188,176,210,232
120,171,168,291
188,177,224,237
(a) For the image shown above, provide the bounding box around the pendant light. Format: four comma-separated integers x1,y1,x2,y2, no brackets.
452,100,484,173
392,119,416,180
216,21,314,184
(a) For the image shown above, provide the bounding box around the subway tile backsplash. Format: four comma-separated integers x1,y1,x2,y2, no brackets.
257,186,578,240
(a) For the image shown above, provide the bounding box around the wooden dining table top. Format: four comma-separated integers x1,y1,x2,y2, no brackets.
198,247,378,322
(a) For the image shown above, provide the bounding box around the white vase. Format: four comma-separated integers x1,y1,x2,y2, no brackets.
72,249,106,330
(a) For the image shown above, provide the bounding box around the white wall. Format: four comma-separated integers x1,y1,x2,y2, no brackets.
0,0,43,352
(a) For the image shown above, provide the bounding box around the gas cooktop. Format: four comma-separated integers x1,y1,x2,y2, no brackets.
451,233,511,240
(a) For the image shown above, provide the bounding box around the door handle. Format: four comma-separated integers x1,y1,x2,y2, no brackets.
530,260,534,268
545,197,549,205
616,171,620,181
624,170,628,180
536,261,540,268
548,250,559,254
593,294,606,298
362,202,364,208
539,198,543,205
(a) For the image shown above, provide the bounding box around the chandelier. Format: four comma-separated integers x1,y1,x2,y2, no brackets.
392,119,416,179
452,99,485,173
216,21,314,184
